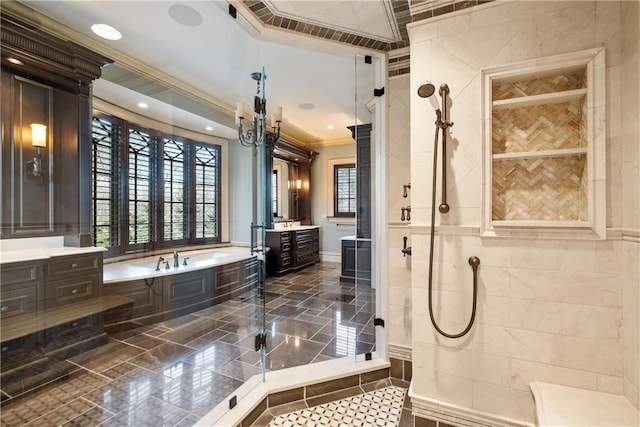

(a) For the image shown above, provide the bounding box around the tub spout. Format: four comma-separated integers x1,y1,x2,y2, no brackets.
155,256,165,271
173,251,179,268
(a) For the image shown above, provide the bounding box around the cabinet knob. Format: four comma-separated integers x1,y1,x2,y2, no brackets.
1,346,8,352
71,322,78,327
71,289,78,294
71,263,79,268
1,306,8,312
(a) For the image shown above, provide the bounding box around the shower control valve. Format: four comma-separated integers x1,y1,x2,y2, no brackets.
403,183,411,198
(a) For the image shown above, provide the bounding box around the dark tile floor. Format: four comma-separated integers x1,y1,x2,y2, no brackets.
0,262,377,427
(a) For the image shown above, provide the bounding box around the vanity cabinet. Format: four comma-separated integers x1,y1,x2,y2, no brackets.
340,237,372,284
266,227,320,276
0,251,113,393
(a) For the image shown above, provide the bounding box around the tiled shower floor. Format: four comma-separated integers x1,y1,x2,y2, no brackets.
0,262,377,426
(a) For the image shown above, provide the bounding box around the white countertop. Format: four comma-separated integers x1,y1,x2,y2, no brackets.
0,246,106,265
266,225,319,232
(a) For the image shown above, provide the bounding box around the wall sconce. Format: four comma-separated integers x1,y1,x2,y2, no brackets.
29,123,47,177
296,179,302,190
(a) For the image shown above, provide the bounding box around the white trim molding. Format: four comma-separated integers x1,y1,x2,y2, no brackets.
409,383,534,427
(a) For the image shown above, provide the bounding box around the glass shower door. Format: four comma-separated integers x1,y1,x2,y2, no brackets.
353,54,382,359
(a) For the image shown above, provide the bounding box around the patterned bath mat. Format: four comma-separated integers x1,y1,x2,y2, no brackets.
268,385,407,427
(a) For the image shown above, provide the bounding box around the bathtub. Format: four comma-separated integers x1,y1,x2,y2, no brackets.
103,246,257,284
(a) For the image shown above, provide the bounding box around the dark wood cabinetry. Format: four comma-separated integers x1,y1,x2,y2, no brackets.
266,227,320,276
339,238,372,283
0,252,113,393
341,124,372,283
1,12,111,243
0,261,41,320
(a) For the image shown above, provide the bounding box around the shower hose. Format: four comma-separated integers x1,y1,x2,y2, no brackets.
427,125,480,338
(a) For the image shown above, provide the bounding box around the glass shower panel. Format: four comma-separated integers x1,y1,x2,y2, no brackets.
354,54,380,358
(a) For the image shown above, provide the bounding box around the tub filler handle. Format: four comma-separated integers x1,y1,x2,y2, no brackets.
183,257,190,266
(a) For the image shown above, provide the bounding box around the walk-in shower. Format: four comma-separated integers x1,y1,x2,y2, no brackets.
418,81,480,339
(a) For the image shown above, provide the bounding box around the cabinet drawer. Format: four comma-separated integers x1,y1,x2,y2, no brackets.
44,314,100,346
296,251,315,264
295,229,315,240
281,242,292,252
296,240,314,250
46,254,101,279
1,285,38,318
45,273,99,308
0,262,40,286
280,231,292,242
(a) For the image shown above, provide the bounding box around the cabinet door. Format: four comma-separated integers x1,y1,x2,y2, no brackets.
102,278,163,322
165,270,212,312
45,253,102,279
213,264,241,304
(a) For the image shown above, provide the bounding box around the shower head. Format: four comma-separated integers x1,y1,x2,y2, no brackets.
417,81,435,98
417,80,440,111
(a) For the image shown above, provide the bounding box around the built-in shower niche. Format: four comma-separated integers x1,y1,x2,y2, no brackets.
482,48,605,238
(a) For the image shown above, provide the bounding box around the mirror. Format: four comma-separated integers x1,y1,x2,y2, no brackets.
267,137,316,228
272,157,296,221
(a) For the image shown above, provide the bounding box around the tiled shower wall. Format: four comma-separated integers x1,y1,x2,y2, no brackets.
620,0,640,410
387,74,413,358
407,1,639,424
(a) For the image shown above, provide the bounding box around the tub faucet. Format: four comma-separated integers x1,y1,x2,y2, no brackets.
155,256,165,271
173,251,179,268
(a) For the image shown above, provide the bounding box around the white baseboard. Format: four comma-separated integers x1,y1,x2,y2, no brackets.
320,251,341,263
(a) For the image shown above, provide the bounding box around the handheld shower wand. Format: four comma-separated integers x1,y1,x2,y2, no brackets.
418,81,480,339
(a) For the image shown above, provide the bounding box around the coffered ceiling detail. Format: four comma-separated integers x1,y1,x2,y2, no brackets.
242,0,493,53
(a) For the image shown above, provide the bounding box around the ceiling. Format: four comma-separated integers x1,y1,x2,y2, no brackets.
10,0,486,145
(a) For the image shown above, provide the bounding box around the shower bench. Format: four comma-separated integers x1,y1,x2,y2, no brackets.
530,381,639,426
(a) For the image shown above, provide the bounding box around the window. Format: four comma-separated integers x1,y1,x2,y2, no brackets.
334,163,356,217
91,114,221,255
91,116,121,252
162,138,186,242
193,143,220,240
127,126,155,249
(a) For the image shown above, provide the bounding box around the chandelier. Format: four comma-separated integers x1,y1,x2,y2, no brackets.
235,67,282,147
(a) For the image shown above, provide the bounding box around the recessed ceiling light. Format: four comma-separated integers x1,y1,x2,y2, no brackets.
205,126,213,131
327,124,334,130
168,4,203,27
7,57,24,65
138,102,148,109
91,23,122,40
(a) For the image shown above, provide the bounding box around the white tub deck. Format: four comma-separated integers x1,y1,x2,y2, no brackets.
103,246,257,283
